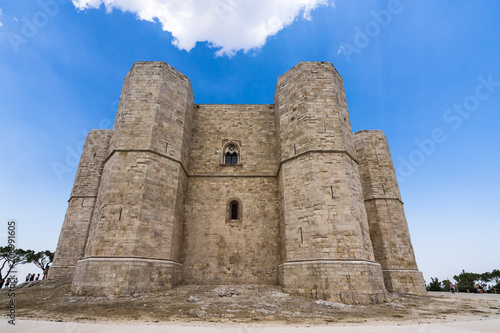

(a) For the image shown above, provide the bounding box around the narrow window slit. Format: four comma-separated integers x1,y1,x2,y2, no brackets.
299,227,303,244
226,198,242,223
119,208,122,220
231,201,238,220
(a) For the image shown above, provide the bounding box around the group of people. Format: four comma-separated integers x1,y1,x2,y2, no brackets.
0,276,18,289
0,264,50,289
449,282,485,293
25,273,41,282
26,264,50,282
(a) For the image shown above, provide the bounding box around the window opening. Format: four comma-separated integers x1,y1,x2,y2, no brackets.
223,143,240,165
225,152,238,165
226,198,242,223
231,201,239,220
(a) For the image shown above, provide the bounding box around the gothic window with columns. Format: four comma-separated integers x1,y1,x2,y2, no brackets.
222,142,241,165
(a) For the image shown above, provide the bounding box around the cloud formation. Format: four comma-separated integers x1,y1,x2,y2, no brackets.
72,0,331,56
0,7,3,27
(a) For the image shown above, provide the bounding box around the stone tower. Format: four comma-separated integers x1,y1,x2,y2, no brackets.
354,130,427,295
51,61,426,303
50,130,112,279
275,62,386,304
72,62,193,295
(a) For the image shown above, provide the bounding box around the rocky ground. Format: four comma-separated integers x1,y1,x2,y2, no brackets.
2,279,500,325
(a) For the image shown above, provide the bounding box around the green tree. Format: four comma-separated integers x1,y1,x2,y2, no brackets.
427,277,443,291
454,270,479,291
25,250,54,273
0,246,29,282
478,272,491,288
489,269,500,290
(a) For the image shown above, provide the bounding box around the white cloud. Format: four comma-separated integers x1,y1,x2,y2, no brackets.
72,0,331,56
0,7,3,27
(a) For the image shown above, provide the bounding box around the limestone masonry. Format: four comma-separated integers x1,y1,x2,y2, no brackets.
51,61,427,304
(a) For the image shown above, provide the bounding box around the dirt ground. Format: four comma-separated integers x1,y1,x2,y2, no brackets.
2,279,500,326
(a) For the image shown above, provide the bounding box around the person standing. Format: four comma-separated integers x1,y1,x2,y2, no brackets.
43,264,50,280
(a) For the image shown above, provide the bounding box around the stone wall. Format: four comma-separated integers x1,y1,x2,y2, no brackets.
182,104,280,284
187,104,278,176
275,62,387,304
279,260,386,304
274,62,356,161
50,129,112,279
182,177,279,284
354,130,426,295
72,62,194,296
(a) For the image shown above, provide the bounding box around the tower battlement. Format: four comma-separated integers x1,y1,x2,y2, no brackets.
51,62,426,303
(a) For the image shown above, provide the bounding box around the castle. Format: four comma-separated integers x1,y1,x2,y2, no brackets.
50,61,426,304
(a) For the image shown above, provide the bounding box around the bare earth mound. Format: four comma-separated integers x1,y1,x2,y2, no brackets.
2,279,499,327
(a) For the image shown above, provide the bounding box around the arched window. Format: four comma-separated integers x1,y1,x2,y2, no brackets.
226,198,242,222
222,142,241,165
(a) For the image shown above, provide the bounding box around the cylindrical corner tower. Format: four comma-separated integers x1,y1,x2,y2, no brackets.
275,62,387,304
354,130,426,295
50,129,112,279
71,62,194,296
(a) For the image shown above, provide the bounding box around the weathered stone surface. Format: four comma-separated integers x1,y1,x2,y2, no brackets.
72,258,181,296
50,129,112,279
275,63,386,303
69,62,193,295
355,130,426,295
279,260,387,304
52,61,426,302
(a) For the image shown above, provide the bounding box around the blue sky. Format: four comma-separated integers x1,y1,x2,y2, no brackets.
0,0,499,285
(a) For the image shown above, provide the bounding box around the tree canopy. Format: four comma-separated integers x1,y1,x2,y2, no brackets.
427,268,500,292
0,247,54,282
0,246,30,280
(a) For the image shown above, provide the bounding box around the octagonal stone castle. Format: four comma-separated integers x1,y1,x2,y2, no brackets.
50,61,426,304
